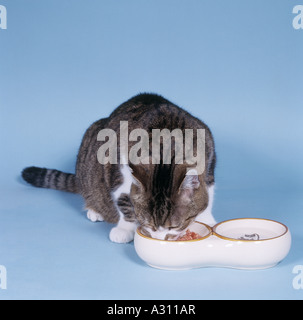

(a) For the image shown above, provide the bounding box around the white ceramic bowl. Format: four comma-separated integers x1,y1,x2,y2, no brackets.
134,218,291,270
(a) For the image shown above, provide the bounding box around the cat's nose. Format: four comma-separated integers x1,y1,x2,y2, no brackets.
164,233,180,241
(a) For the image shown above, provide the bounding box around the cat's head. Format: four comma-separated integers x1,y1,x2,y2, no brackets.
130,164,209,240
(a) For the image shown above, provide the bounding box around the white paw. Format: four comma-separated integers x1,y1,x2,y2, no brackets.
109,227,135,244
87,209,104,223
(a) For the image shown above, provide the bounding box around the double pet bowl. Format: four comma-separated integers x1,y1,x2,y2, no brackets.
134,218,291,270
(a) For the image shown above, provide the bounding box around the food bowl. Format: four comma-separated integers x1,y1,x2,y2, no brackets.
134,218,291,270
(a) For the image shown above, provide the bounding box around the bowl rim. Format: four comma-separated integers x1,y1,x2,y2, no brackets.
136,222,213,243
212,218,289,242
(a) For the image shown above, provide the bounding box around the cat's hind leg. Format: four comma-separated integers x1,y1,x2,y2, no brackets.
87,209,104,222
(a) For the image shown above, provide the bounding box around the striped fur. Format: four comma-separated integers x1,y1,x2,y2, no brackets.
22,167,79,193
22,93,217,243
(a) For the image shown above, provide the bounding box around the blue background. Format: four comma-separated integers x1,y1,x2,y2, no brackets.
0,0,302,300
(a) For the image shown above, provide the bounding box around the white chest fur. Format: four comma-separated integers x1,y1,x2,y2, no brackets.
109,164,138,243
113,164,134,201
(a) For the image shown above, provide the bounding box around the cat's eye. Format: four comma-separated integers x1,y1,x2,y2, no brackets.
185,215,197,222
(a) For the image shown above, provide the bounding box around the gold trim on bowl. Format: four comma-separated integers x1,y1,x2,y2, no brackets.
212,218,289,242
136,221,212,243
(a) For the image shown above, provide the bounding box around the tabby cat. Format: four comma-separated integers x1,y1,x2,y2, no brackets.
22,94,217,243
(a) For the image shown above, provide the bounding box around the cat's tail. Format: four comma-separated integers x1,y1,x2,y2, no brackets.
21,167,80,194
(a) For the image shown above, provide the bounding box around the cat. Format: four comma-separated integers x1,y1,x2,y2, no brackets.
22,93,217,243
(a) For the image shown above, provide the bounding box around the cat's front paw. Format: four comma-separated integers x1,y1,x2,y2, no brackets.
109,227,134,244
87,209,104,222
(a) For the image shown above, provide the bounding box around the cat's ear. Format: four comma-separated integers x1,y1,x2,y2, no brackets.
179,169,200,199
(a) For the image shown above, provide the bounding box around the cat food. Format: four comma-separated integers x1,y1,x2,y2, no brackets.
177,230,202,241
